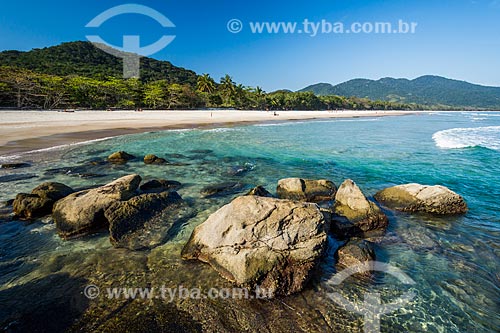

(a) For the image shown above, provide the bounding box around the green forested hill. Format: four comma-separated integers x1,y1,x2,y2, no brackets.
300,76,500,109
0,41,198,85
0,41,432,111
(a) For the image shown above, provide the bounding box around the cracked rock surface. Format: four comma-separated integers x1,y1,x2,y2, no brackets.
181,195,327,296
374,183,467,215
331,179,388,239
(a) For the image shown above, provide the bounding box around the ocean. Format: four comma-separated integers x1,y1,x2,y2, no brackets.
0,112,498,332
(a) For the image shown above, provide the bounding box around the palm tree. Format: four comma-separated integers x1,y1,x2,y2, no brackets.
234,83,247,108
254,86,265,97
253,86,267,109
196,73,216,94
220,74,235,93
220,74,236,105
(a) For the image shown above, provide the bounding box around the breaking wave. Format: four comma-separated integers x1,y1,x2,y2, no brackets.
432,126,500,151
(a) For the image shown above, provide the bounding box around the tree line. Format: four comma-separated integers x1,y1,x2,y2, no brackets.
0,66,421,110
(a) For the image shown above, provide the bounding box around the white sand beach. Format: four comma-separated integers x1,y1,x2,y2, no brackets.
0,110,416,155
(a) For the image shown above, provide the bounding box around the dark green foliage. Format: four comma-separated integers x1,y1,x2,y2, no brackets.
0,41,420,110
0,41,197,85
300,76,500,109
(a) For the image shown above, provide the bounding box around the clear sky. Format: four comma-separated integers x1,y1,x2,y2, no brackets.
1,0,499,91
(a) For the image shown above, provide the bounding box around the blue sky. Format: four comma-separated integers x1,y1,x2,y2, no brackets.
1,0,499,91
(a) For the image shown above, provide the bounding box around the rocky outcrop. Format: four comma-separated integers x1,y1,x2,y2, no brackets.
182,195,327,296
374,183,467,215
144,154,168,165
331,179,388,239
53,174,141,239
13,182,74,219
107,151,135,164
200,182,245,198
276,178,337,203
140,179,182,193
246,185,272,197
105,191,190,250
335,239,376,274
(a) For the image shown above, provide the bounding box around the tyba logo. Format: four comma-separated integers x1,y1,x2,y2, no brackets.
86,4,176,78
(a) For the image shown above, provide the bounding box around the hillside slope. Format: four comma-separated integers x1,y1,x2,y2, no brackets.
300,76,500,109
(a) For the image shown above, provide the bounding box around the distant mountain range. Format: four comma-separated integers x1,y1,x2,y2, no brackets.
1,41,499,109
299,76,500,109
0,41,197,85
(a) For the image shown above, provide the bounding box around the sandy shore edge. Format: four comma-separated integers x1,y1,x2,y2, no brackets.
0,110,418,158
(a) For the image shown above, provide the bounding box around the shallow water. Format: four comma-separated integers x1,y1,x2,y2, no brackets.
0,112,499,332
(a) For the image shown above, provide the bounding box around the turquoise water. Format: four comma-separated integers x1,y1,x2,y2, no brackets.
0,112,499,332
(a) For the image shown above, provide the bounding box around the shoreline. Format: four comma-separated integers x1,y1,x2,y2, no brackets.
0,110,417,158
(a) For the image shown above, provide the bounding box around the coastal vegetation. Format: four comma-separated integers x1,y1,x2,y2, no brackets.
0,42,419,110
0,65,418,110
2,41,499,110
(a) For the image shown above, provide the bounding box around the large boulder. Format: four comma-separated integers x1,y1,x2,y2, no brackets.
105,191,191,250
108,151,135,164
182,195,327,297
374,183,467,215
276,178,337,203
331,179,388,239
53,174,141,239
335,239,376,275
13,182,74,219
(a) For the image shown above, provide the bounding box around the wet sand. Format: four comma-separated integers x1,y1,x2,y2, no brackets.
0,110,416,156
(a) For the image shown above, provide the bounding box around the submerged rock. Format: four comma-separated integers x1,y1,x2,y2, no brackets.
53,174,141,239
398,226,440,251
3,199,14,207
226,163,254,176
200,182,245,198
0,201,14,222
107,151,135,164
331,179,388,239
0,174,37,183
335,239,376,275
164,153,186,159
144,154,168,165
189,149,213,154
13,182,74,219
44,163,108,179
246,185,273,197
374,183,468,215
0,163,31,169
105,191,191,250
182,195,327,296
276,178,337,203
140,179,182,193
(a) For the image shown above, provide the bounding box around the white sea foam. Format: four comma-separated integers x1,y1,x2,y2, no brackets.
202,127,237,133
432,126,500,151
0,136,115,162
253,118,381,128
